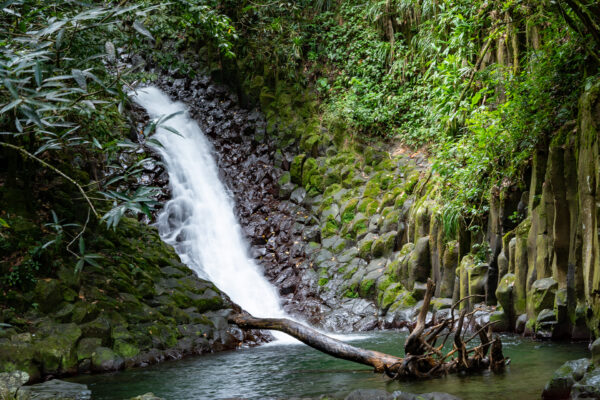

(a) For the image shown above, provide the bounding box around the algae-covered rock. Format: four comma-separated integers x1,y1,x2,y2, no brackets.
34,279,64,313
358,233,377,260
0,340,38,379
591,337,600,366
34,322,81,375
542,358,589,400
496,273,516,314
0,370,29,398
489,310,510,332
528,277,558,317
290,153,306,184
407,236,430,289
18,379,92,400
76,338,102,361
388,290,417,311
571,368,600,400
91,346,123,372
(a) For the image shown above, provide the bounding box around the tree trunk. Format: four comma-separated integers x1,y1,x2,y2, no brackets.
228,314,402,372
229,279,508,380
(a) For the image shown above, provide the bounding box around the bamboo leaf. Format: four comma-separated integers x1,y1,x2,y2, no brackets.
71,69,87,91
133,20,154,41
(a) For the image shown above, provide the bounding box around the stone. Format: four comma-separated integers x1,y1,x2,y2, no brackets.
0,370,29,398
290,187,307,204
542,358,589,400
345,389,393,400
358,233,378,260
392,392,462,400
495,273,516,322
412,282,428,301
407,236,430,289
129,394,165,400
571,368,600,400
591,337,600,366
76,338,102,361
91,346,123,372
17,379,91,400
489,310,510,332
515,313,527,334
528,277,558,317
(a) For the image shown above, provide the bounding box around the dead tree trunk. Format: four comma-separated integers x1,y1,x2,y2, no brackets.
228,314,402,372
229,279,508,380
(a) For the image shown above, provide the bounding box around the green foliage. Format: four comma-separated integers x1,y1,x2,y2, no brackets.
222,0,598,225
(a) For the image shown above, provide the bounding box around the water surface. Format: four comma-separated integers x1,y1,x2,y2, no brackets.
71,331,588,399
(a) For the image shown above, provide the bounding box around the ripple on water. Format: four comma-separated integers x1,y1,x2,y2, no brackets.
69,331,589,400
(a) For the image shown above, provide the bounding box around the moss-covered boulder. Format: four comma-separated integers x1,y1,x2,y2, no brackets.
542,358,590,400
91,347,123,372
290,153,306,184
357,233,377,260
407,236,430,289
528,277,558,317
34,322,81,375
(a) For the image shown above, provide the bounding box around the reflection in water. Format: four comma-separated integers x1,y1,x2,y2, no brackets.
71,332,588,400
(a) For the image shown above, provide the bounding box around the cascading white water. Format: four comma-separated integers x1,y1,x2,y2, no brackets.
131,86,286,321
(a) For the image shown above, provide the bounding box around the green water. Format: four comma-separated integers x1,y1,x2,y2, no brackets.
70,332,589,399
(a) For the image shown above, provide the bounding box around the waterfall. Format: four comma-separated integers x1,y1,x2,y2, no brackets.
131,86,286,322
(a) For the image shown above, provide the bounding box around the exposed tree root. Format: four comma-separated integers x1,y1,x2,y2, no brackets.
229,279,509,379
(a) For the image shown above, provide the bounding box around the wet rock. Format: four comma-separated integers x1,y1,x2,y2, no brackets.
591,337,600,366
571,368,600,399
91,347,124,372
542,358,589,400
345,389,393,400
18,379,91,400
407,237,430,289
0,370,29,398
129,394,165,400
528,277,558,316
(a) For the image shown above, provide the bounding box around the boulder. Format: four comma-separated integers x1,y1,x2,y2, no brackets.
571,368,600,400
592,337,600,366
345,389,393,400
0,370,29,398
528,277,558,317
91,347,124,372
17,379,91,400
407,237,430,289
542,358,589,400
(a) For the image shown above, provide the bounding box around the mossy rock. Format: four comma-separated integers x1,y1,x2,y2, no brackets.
321,219,340,238
113,340,140,358
0,340,39,380
77,338,102,361
388,290,417,312
528,277,558,317
380,283,403,311
363,180,381,198
290,154,306,185
278,171,291,186
496,273,516,312
91,346,123,372
33,279,64,313
34,322,81,374
357,233,377,260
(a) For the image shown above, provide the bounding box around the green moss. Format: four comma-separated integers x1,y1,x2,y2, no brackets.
318,277,329,286
321,220,339,238
363,180,381,198
290,153,306,185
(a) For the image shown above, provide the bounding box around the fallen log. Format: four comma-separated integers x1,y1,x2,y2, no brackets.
228,279,508,379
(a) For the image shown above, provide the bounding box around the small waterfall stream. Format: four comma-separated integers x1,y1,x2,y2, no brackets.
132,87,286,323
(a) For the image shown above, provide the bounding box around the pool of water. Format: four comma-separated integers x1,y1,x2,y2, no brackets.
70,331,589,399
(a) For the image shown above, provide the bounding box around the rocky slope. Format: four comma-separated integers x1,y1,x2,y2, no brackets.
0,214,261,381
